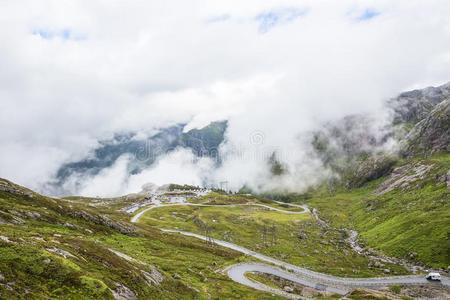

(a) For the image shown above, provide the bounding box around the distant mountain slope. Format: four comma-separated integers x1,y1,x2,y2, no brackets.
309,84,450,268
55,82,450,196
55,121,227,187
311,114,387,175
292,83,450,270
389,81,450,125
402,99,450,157
311,82,450,187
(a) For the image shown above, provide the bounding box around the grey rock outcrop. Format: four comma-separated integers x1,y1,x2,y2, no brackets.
111,283,137,300
375,163,433,195
389,82,450,125
142,267,164,285
46,247,77,259
67,210,137,236
0,179,34,198
347,155,397,188
402,99,450,157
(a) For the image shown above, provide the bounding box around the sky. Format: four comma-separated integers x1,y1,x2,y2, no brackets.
1,0,450,196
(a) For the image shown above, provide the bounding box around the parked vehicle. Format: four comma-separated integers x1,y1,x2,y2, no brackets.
425,272,441,281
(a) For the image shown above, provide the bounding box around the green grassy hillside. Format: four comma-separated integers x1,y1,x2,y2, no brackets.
0,154,448,299
0,180,281,299
139,196,407,277
306,153,450,269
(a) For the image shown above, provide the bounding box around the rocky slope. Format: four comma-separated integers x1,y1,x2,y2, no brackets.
312,82,450,188
389,81,450,125
293,82,450,273
308,152,450,271
402,99,450,157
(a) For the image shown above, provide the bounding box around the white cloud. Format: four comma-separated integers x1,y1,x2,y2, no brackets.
1,0,450,195
77,155,130,198
124,148,214,194
76,149,214,197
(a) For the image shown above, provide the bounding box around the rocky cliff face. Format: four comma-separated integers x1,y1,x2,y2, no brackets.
389,82,450,125
402,99,450,157
312,82,450,187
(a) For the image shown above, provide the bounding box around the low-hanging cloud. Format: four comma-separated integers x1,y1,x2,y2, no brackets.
1,0,450,195
74,148,214,197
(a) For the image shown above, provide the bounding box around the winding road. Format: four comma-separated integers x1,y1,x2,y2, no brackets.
226,263,344,300
131,201,449,298
162,229,449,298
130,202,308,223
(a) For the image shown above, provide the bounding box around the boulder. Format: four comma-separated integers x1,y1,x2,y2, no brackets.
297,231,308,240
111,283,137,300
142,267,164,285
25,211,41,219
0,236,12,243
46,247,76,259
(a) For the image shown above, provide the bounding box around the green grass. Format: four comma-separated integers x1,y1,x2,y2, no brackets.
188,192,257,204
307,153,450,268
139,203,407,277
1,153,448,299
189,192,305,212
0,187,282,299
246,272,280,289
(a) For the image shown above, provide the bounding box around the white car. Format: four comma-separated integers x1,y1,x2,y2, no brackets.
425,272,441,281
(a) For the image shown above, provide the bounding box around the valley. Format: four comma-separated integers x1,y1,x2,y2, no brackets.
128,183,449,299
3,149,448,300
0,86,449,299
